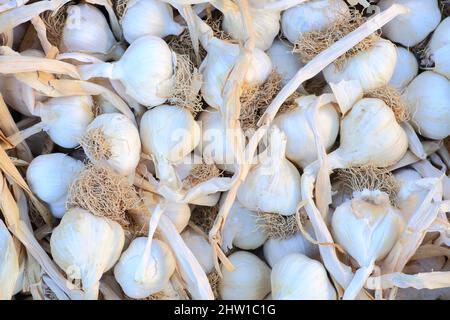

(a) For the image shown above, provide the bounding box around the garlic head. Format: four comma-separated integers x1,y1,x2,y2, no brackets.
266,39,304,86
181,228,215,274
389,46,418,92
427,17,450,79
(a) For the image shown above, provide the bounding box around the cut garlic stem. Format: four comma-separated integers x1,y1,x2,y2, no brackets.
6,122,46,148
343,261,375,300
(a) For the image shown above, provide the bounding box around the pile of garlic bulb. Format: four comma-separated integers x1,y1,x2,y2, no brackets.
0,0,448,301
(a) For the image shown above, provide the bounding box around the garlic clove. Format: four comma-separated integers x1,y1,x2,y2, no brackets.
266,39,304,86
0,220,20,300
121,0,184,44
114,237,176,299
271,253,336,300
323,38,398,91
403,71,450,140
50,207,125,299
181,227,215,274
389,46,418,92
219,251,271,300
26,153,84,205
378,0,441,47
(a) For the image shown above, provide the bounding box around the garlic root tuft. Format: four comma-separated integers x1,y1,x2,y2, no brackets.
364,85,410,123
182,163,222,189
254,211,306,240
79,127,112,162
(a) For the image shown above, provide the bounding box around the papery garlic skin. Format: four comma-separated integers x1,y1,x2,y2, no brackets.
197,108,245,173
37,96,94,148
219,251,271,300
427,17,450,79
337,98,408,167
271,253,336,300
403,71,450,140
323,39,397,91
394,168,427,221
50,208,125,299
389,46,418,92
181,228,215,273
0,220,19,300
273,95,339,168
378,0,441,47
200,39,272,109
164,202,190,233
121,0,184,44
332,190,405,268
221,197,267,251
26,153,84,209
263,228,318,268
114,237,176,299
237,126,302,216
281,0,349,44
266,40,304,85
62,4,117,55
140,105,201,163
84,113,141,176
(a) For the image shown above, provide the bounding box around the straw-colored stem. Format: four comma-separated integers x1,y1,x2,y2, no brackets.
343,261,375,300
7,122,46,148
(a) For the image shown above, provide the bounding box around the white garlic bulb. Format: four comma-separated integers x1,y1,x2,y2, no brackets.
394,168,427,221
197,108,245,173
323,39,397,91
83,113,141,176
26,153,84,217
114,237,176,299
333,98,408,167
35,96,94,148
48,197,67,220
140,105,201,164
237,126,301,216
50,208,125,299
389,46,418,91
62,4,117,55
273,95,339,168
403,71,450,140
378,0,441,47
121,0,184,44
266,39,304,86
281,0,349,44
200,38,272,109
79,36,175,107
0,220,19,300
181,227,215,273
263,228,318,268
332,190,405,299
221,196,267,251
427,17,450,79
164,202,191,233
271,253,336,300
219,251,271,300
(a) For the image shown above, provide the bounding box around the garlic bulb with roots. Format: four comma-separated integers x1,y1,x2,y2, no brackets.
121,0,184,44
212,0,280,50
323,38,397,91
197,108,245,173
263,225,318,268
389,46,418,92
266,39,304,86
200,37,272,110
50,207,125,299
81,113,141,177
78,36,175,107
394,168,427,221
0,220,19,300
0,49,45,116
181,227,215,273
332,189,405,300
426,17,450,79
237,126,302,216
281,0,350,44
378,0,441,47
62,4,119,58
219,251,271,300
221,195,267,251
403,71,450,140
273,95,339,168
271,253,336,300
114,205,176,299
26,153,84,217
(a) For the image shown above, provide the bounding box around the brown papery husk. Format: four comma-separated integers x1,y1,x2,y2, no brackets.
334,164,400,205
254,211,301,240
169,54,203,115
112,0,128,22
79,127,112,162
364,85,410,122
293,10,381,70
191,204,219,234
239,71,283,131
66,163,139,228
169,30,206,63
183,163,222,189
40,1,71,47
207,270,221,299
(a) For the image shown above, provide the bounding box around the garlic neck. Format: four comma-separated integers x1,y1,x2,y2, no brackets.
78,62,115,81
